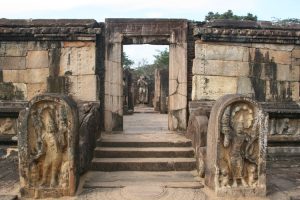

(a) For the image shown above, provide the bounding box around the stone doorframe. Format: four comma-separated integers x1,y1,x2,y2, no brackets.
104,18,188,131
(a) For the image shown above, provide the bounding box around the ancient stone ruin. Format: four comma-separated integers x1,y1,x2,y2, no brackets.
0,18,299,199
205,95,268,197
18,94,79,198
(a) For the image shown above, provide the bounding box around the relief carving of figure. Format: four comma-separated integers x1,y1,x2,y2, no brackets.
220,103,258,188
137,75,148,104
30,104,68,188
0,118,16,135
269,118,300,135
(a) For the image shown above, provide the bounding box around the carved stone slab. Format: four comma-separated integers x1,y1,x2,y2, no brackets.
18,94,79,198
205,94,268,197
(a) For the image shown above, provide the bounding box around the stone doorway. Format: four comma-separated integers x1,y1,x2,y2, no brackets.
104,19,188,132
122,44,169,133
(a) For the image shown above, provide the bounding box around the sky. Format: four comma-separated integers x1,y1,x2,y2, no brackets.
1,0,299,66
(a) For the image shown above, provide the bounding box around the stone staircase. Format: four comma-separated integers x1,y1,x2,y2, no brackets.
90,133,196,171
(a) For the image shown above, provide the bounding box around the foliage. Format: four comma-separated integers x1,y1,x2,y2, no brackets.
153,48,169,70
128,48,169,80
122,51,134,69
272,18,300,25
205,10,257,21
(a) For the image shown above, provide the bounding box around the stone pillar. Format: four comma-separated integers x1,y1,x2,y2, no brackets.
169,42,187,131
18,94,79,198
186,107,208,177
78,101,101,174
160,69,169,114
104,33,123,131
205,94,268,197
153,69,161,111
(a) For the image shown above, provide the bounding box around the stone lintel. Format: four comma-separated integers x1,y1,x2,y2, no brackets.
194,19,300,44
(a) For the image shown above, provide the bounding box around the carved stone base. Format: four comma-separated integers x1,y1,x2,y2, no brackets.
205,94,268,197
18,94,79,198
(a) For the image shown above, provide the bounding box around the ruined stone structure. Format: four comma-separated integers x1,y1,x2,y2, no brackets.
123,69,134,114
77,101,101,174
18,94,79,198
104,19,188,131
0,18,300,198
186,107,208,177
153,69,169,114
205,94,268,197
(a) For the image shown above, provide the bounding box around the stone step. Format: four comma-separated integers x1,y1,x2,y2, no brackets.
90,157,196,171
94,147,195,158
98,139,192,148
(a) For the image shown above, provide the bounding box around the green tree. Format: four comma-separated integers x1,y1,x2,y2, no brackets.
130,48,169,82
153,48,169,70
272,18,300,25
205,10,257,21
122,51,134,69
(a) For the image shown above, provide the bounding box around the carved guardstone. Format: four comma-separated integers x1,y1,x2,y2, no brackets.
205,94,268,197
18,94,79,198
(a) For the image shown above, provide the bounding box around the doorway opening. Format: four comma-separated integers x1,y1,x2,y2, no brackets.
122,44,169,133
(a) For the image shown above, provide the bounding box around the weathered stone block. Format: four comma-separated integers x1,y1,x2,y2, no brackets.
0,57,26,70
0,82,26,100
205,94,268,197
18,94,79,198
250,48,291,65
26,83,47,100
264,80,296,102
195,43,249,62
0,42,28,57
26,51,49,69
63,41,95,48
47,76,68,94
292,49,300,59
252,44,294,51
192,75,238,101
68,75,99,101
186,108,208,177
60,46,96,76
291,82,299,101
193,59,249,77
26,68,49,84
168,108,186,131
105,60,122,84
237,77,255,96
105,82,122,97
276,64,299,81
2,69,26,83
77,102,100,174
3,68,49,84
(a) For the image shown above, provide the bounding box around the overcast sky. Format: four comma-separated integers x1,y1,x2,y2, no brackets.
1,0,299,66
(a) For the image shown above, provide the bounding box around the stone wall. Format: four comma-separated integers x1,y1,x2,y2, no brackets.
192,20,300,102
0,19,103,102
192,42,299,102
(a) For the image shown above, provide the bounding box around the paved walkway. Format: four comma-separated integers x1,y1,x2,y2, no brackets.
123,104,169,134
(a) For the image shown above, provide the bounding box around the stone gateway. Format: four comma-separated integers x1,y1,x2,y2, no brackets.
205,94,268,197
17,94,79,198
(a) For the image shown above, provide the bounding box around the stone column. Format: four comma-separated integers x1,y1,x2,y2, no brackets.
169,43,187,131
153,69,161,111
160,69,169,114
205,94,268,197
104,33,123,131
18,94,79,198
